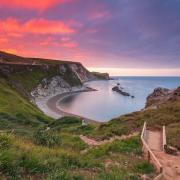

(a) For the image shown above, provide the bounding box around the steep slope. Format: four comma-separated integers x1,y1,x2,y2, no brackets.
0,77,52,132
0,51,109,99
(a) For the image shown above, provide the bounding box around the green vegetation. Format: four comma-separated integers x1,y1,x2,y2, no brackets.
86,101,180,150
0,77,52,131
33,130,61,147
0,77,154,179
0,131,152,179
92,72,109,80
6,64,81,94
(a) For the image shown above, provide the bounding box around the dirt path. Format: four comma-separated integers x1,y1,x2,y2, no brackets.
146,130,162,151
146,130,180,180
155,151,180,180
80,132,139,146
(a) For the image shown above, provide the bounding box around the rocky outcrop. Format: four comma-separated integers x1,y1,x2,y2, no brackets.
146,87,180,108
112,86,132,97
31,76,71,97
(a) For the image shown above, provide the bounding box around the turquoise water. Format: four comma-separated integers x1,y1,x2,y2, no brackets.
58,77,180,122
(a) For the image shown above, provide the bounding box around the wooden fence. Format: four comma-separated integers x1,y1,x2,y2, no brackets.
141,122,163,173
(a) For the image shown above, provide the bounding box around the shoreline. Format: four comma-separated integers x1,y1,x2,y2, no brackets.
35,87,101,125
47,89,101,125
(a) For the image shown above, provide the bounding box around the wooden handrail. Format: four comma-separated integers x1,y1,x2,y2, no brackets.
141,122,163,173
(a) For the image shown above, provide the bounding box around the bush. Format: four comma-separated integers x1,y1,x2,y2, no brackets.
33,130,61,147
0,133,12,150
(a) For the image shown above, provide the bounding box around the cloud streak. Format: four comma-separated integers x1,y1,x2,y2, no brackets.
0,0,68,11
0,18,75,35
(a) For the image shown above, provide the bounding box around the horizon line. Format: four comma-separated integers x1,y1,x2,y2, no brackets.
88,67,180,76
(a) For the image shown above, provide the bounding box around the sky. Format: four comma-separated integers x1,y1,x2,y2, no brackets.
0,0,180,76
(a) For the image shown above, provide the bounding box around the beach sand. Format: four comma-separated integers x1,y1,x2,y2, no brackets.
34,87,100,125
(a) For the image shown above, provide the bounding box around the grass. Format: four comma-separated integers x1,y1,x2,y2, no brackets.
2,72,180,179
86,101,180,149
0,131,152,179
0,78,52,127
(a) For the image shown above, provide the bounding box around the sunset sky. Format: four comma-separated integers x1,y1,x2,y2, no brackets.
0,0,180,76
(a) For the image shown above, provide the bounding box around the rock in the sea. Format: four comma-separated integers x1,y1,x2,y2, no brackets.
117,83,120,86
112,86,130,96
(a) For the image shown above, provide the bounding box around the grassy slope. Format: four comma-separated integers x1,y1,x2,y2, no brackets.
0,77,52,132
0,118,154,180
86,101,180,149
0,78,154,179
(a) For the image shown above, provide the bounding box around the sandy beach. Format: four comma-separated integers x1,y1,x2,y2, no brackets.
34,87,100,125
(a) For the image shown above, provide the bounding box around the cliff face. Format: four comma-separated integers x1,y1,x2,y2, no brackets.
0,51,109,98
146,87,180,108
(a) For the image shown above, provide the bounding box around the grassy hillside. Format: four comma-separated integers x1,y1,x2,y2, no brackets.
0,77,52,132
0,51,79,65
86,101,180,150
0,77,155,179
0,118,154,180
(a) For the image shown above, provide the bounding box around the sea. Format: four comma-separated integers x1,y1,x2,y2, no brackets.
58,77,180,122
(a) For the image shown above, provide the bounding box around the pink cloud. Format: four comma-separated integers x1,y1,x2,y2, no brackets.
25,18,75,34
89,10,112,20
0,37,8,43
62,41,78,48
0,17,75,35
39,36,78,49
0,0,69,11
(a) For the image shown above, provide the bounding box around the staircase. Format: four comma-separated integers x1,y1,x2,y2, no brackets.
141,122,180,180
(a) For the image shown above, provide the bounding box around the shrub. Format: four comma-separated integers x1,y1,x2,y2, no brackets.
33,130,61,147
0,133,12,150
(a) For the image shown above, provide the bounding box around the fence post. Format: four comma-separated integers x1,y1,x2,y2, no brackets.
148,151,150,162
162,126,167,151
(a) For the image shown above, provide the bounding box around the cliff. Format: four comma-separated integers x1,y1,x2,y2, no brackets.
146,87,180,108
91,72,110,80
0,51,109,98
